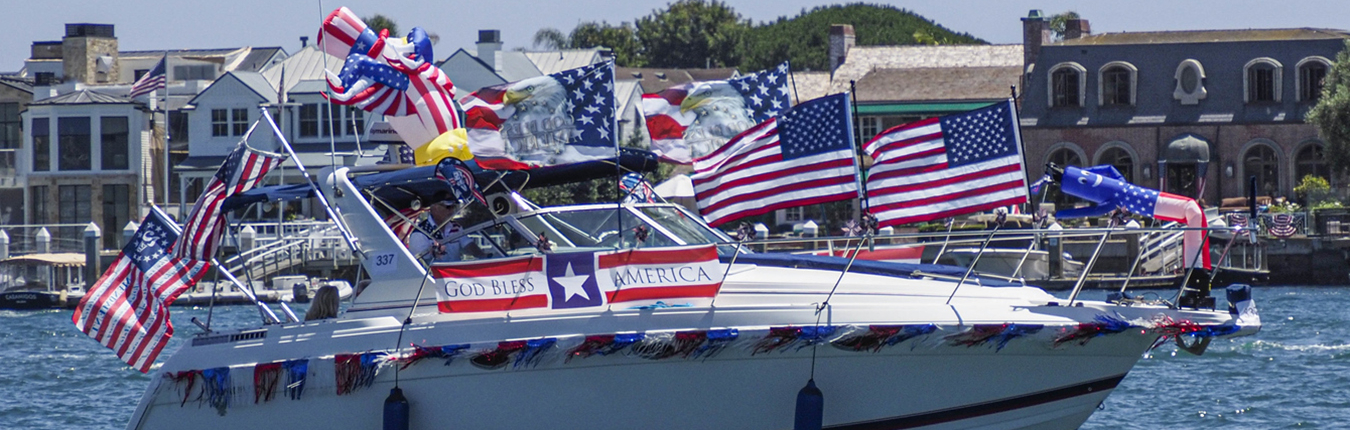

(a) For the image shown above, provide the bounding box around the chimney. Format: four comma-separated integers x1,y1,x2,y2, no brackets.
1021,10,1050,71
828,24,855,75
477,30,502,71
1065,19,1091,40
62,23,118,85
300,36,309,48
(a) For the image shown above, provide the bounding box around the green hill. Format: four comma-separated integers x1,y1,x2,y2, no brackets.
740,3,986,72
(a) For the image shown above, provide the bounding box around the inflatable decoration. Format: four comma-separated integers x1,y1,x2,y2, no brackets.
319,7,469,166
1051,164,1210,269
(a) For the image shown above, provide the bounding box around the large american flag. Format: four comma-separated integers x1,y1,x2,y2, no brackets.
643,62,791,164
461,61,615,169
73,207,208,373
864,100,1028,228
691,93,858,227
172,142,285,261
128,56,167,99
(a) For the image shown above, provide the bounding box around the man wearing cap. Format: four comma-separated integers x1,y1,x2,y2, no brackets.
408,200,468,262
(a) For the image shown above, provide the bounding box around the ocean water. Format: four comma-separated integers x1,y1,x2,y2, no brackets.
0,287,1342,429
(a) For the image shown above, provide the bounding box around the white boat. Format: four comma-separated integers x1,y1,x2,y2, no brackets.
0,253,85,309
126,162,1260,429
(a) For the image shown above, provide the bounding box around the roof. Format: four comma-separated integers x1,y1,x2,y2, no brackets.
523,49,604,75
687,68,739,81
29,89,136,106
829,44,1022,95
0,75,32,93
615,79,640,114
1056,28,1350,46
2,253,84,266
260,46,344,94
853,66,1020,103
787,71,832,102
235,47,286,72
618,68,695,93
495,51,542,82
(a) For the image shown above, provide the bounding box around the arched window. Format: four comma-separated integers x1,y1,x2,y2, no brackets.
1097,146,1135,183
1294,142,1329,184
1243,144,1281,197
1045,145,1085,209
1048,63,1085,108
1244,58,1283,103
1298,57,1330,102
1099,62,1136,106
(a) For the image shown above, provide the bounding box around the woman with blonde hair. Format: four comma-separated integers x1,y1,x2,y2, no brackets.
305,285,340,321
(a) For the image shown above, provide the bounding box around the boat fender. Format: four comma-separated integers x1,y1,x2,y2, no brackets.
384,387,410,430
1225,284,1252,315
795,378,824,430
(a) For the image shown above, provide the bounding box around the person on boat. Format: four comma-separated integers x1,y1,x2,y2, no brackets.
305,285,340,321
408,200,474,262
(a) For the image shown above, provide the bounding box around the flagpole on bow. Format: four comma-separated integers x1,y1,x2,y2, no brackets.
848,81,868,217
611,60,623,248
1010,87,1033,216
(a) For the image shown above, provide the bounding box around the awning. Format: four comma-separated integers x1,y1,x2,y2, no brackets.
1164,133,1211,163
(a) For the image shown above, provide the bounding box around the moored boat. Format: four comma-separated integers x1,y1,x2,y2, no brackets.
0,253,85,310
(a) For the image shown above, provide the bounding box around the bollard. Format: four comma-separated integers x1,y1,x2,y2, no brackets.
123,221,139,249
240,225,257,254
35,227,51,254
0,229,9,260
84,222,102,287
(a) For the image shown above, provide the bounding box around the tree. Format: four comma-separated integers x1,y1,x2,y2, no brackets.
739,4,984,72
1306,40,1350,179
533,23,646,67
532,28,569,50
636,0,749,68
1048,11,1080,41
362,14,399,37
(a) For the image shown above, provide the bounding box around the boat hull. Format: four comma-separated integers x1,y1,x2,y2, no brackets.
0,291,74,309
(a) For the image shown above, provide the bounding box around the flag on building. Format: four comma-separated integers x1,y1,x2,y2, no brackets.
433,244,723,312
864,99,1028,228
460,62,616,169
173,142,286,261
691,92,859,227
643,62,791,164
72,207,209,373
128,56,167,99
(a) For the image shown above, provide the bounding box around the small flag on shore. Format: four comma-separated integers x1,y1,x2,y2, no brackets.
73,207,208,372
129,56,167,99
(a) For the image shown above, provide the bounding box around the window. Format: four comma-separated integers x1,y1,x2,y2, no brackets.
1244,58,1282,103
1099,63,1135,106
172,64,215,81
346,106,365,136
34,72,56,86
1097,146,1134,183
133,69,149,81
32,118,49,171
299,104,319,137
1243,144,1280,197
29,185,48,224
1173,59,1208,105
1295,143,1329,184
784,206,803,222
211,109,228,136
0,103,18,149
321,105,342,137
169,110,189,143
102,184,130,248
101,117,129,170
854,116,880,143
58,117,91,171
1298,58,1329,102
1049,63,1085,108
58,185,91,225
232,108,249,136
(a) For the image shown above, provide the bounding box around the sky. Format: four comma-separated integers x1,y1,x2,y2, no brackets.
7,0,1350,72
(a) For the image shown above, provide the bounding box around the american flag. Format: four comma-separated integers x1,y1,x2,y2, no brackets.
385,207,428,244
643,62,791,164
864,100,1028,228
128,56,167,99
173,142,285,261
72,207,208,373
461,62,615,169
691,93,858,227
326,53,414,117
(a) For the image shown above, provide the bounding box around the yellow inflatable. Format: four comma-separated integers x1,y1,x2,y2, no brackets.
414,128,473,166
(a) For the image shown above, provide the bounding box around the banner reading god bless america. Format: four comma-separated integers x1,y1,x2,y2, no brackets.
433,244,723,313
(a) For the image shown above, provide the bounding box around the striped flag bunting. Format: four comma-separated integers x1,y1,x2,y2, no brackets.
172,141,285,262
690,93,859,227
72,207,208,373
863,99,1028,228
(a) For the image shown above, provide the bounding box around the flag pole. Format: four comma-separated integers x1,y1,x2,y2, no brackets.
611,60,623,248
161,52,171,219
258,106,364,257
1011,86,1033,216
787,61,800,106
849,81,868,216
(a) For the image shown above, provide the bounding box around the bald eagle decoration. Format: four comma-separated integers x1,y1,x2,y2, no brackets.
643,62,791,164
461,62,617,168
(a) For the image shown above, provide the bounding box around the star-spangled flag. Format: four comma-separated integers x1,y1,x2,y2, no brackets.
72,207,208,373
128,56,167,99
432,244,723,312
690,93,859,227
460,62,616,169
864,99,1028,228
643,62,792,164
173,141,286,261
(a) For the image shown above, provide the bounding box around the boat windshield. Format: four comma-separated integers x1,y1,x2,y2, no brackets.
449,204,743,259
